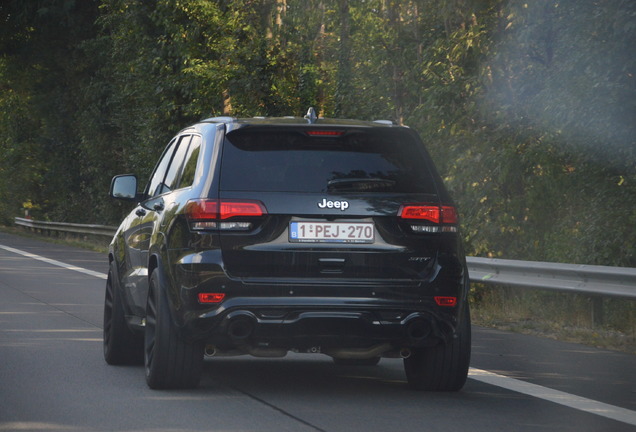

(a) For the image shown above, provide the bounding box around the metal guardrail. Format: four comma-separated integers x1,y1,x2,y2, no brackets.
13,217,636,300
14,217,117,238
467,257,636,300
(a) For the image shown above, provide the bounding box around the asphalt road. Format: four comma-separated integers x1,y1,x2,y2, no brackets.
0,231,634,432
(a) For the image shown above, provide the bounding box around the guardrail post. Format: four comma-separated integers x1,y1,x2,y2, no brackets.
591,296,604,328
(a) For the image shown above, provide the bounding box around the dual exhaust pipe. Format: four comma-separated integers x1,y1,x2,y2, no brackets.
224,312,433,342
207,311,432,359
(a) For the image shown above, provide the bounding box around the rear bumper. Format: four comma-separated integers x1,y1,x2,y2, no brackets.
172,253,469,351
183,296,463,351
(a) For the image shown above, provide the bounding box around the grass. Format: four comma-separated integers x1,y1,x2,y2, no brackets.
0,225,110,254
471,285,636,355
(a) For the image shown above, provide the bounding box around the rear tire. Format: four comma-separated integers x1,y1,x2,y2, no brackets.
103,261,143,365
403,304,471,391
144,268,204,389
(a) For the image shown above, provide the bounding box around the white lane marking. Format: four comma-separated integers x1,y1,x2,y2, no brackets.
470,368,636,426
1,243,634,426
0,244,107,280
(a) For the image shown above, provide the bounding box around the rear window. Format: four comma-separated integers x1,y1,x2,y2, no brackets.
220,129,437,194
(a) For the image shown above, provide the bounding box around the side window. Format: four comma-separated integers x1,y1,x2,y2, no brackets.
146,138,178,198
164,135,192,191
177,135,201,189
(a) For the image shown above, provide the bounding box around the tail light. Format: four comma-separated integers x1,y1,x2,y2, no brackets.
306,130,344,137
186,199,267,231
398,204,458,233
441,206,458,225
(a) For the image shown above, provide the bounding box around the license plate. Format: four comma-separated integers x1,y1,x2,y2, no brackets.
289,222,374,243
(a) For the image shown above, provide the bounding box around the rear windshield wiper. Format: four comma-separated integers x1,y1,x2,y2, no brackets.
327,178,397,192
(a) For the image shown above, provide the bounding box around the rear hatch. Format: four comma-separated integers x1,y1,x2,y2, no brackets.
213,124,453,283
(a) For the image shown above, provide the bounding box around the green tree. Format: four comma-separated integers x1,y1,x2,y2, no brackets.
0,0,100,223
0,0,633,267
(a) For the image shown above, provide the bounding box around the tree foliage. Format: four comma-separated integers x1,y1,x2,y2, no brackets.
0,0,634,266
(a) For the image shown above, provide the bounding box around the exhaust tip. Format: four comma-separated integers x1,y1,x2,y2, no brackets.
227,316,255,340
399,348,411,359
406,319,432,342
204,345,216,357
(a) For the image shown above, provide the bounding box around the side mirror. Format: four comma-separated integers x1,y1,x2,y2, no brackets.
110,174,138,201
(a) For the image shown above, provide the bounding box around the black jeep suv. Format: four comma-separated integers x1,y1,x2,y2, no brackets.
104,109,471,391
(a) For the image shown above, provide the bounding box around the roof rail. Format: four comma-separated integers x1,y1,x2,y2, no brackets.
373,120,396,125
201,116,237,123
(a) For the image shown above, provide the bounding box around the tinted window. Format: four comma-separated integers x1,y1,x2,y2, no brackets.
178,135,201,189
146,138,178,197
220,129,436,194
164,135,192,191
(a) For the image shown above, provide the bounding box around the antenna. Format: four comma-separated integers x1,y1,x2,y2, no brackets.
304,107,317,124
